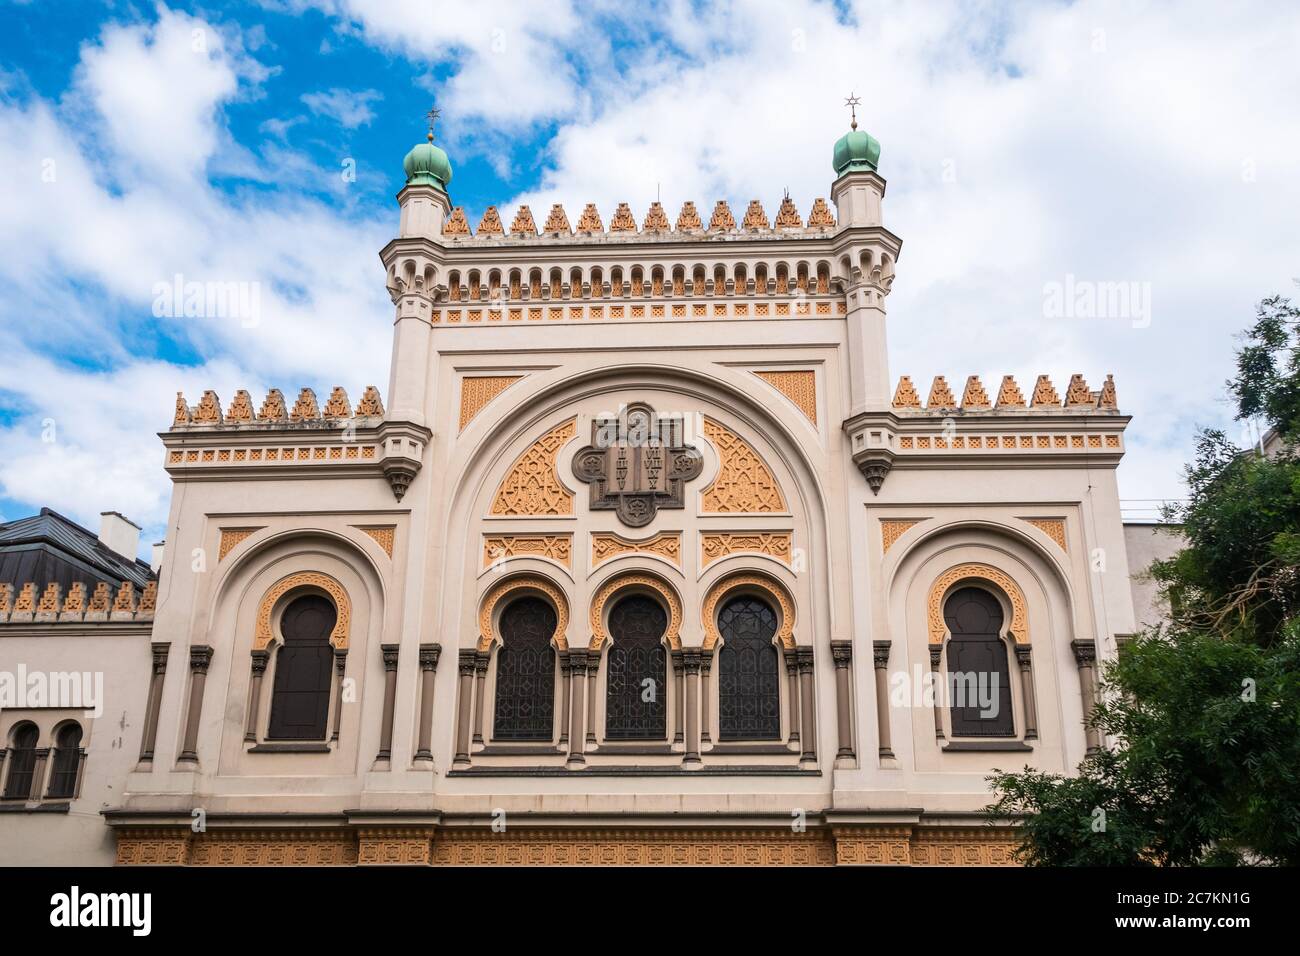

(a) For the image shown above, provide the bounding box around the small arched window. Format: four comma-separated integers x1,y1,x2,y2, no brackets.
46,723,83,799
944,587,1015,736
267,594,336,740
717,596,782,740
4,723,39,799
605,595,668,740
493,597,557,741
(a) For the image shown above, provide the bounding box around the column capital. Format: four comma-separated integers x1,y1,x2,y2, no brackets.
682,648,703,674
189,645,214,674
830,639,853,668
473,649,490,673
1014,644,1033,666
249,648,270,674
1071,639,1097,666
457,648,478,676
928,643,943,667
796,646,815,672
418,643,442,671
566,649,590,673
871,640,891,670
381,644,400,671
150,642,171,674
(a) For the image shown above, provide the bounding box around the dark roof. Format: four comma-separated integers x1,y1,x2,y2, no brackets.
0,508,155,591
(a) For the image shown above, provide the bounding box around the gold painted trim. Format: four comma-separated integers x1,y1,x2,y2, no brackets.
700,531,792,568
459,375,523,431
483,534,573,568
478,575,570,652
927,563,1028,645
591,531,681,567
490,418,577,516
701,572,795,650
753,370,817,425
589,572,683,650
254,571,352,650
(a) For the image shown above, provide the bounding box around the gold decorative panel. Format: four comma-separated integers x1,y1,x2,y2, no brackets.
430,828,835,866
926,563,1028,645
702,572,795,650
490,418,576,516
254,571,351,650
589,572,682,650
1022,517,1067,552
880,519,923,554
218,527,262,561
700,418,787,513
483,534,572,567
478,575,569,652
356,526,395,557
591,531,681,567
459,375,523,431
700,532,792,567
754,370,817,425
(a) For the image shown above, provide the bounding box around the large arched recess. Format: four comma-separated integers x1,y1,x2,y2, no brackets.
435,362,835,655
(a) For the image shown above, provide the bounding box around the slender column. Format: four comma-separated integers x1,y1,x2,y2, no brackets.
139,642,170,761
682,649,702,767
567,650,588,767
785,650,801,746
796,647,816,763
415,644,441,759
872,640,894,759
244,650,269,742
1015,645,1038,740
671,650,684,744
929,644,945,739
472,652,489,744
453,650,476,766
557,649,570,746
699,648,714,745
30,748,50,801
178,645,214,763
376,644,399,761
331,648,348,741
1072,640,1101,753
830,640,855,760
585,653,598,745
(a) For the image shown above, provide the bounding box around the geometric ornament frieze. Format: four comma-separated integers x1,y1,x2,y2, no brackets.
570,402,703,528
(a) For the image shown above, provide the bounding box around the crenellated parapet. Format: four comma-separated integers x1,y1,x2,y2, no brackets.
170,386,385,429
890,373,1119,413
0,579,156,625
436,197,836,243
163,384,426,500
846,373,1127,494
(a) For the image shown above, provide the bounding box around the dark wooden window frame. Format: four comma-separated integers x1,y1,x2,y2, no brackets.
492,596,559,742
3,722,40,800
601,592,669,741
942,585,1017,738
266,592,338,741
716,594,783,741
45,722,84,799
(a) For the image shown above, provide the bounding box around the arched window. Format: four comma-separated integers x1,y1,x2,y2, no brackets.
267,594,336,740
493,596,557,740
604,595,668,739
717,596,781,740
944,587,1015,736
4,723,39,799
46,723,83,799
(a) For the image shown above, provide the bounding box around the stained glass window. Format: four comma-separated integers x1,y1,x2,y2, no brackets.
717,596,781,740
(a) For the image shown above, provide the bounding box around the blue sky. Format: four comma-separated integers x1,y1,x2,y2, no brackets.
1,0,1298,554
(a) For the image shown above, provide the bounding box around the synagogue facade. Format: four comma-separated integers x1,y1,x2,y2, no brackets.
0,118,1155,866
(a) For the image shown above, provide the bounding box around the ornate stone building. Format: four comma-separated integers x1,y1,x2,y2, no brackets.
1,118,1147,866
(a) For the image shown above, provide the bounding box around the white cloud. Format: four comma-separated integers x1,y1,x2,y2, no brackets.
301,87,382,128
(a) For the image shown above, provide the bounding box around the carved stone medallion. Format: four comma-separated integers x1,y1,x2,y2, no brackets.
571,403,703,527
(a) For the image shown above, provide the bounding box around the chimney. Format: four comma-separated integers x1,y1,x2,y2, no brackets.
151,541,166,573
98,511,142,561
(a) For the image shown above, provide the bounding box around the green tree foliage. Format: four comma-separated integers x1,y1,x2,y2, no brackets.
988,295,1300,866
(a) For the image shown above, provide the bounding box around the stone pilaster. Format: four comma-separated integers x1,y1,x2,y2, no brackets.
376,644,399,761
415,643,441,759
244,649,269,742
830,640,855,761
1014,645,1038,740
178,645,214,763
138,642,170,762
871,640,893,759
453,649,477,766
1071,639,1101,753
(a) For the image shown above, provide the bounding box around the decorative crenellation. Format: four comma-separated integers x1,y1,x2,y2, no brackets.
171,386,385,429
0,578,156,624
893,374,1119,413
167,444,379,468
443,198,838,242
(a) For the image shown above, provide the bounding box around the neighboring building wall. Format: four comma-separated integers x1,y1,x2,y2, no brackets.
1122,523,1186,632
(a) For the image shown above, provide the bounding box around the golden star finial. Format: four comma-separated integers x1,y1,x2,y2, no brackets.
844,93,862,130
425,105,442,142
